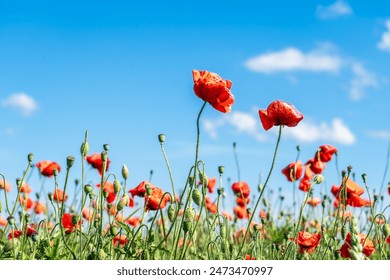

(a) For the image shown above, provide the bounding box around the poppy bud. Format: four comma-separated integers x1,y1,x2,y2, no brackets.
218,166,224,174
72,214,80,225
361,173,367,184
4,239,17,252
84,184,92,194
121,194,130,206
67,156,75,169
258,184,263,192
16,178,21,188
199,173,208,189
27,153,34,163
110,226,118,236
296,145,301,152
117,200,125,211
122,164,129,180
98,249,106,260
262,198,268,207
80,142,89,158
103,144,110,152
148,231,155,243
192,188,202,206
53,169,58,177
107,204,112,211
103,190,109,199
31,233,39,243
158,134,165,143
188,176,194,187
184,208,195,222
24,213,31,223
246,208,252,215
7,215,15,225
48,193,53,201
113,180,121,194
341,226,347,240
217,187,223,196
168,204,176,222
313,174,324,184
383,224,390,238
183,221,191,233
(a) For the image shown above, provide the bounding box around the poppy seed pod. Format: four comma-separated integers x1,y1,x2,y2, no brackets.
80,142,89,158
122,164,129,180
101,151,108,163
117,200,125,211
192,188,202,206
67,156,75,169
84,184,92,194
27,153,34,163
158,134,165,143
103,144,109,151
314,174,324,184
217,187,223,195
218,166,224,174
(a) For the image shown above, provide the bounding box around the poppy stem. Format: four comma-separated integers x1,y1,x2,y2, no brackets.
233,142,241,182
236,125,283,259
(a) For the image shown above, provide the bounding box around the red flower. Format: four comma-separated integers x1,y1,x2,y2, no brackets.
315,144,337,162
386,236,390,245
19,196,33,210
34,201,46,214
82,208,94,222
199,177,217,193
236,196,250,207
306,158,325,174
296,231,321,254
299,165,313,192
36,160,61,177
53,189,68,202
7,226,36,239
192,70,234,113
340,232,375,258
0,217,7,227
0,180,11,192
126,216,141,227
281,161,303,182
113,235,128,246
129,181,155,197
96,182,116,204
20,183,32,194
61,213,81,234
145,188,170,211
307,197,322,207
258,100,303,131
231,181,250,198
245,254,256,260
86,153,110,176
205,197,218,214
259,210,267,219
234,206,248,219
331,178,370,207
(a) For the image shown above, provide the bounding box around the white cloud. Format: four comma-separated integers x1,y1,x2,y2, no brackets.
316,0,353,20
281,118,355,145
245,47,342,73
2,93,38,116
367,130,390,140
204,111,355,145
378,20,390,52
349,63,378,101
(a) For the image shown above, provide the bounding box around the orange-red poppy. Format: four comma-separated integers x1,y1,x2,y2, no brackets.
299,164,313,192
36,160,61,177
331,178,370,207
199,177,217,193
205,197,218,214
234,205,248,219
86,153,110,176
281,161,303,182
113,235,128,246
126,216,142,227
306,158,325,174
232,181,250,198
96,182,116,204
0,217,7,227
19,196,33,210
61,213,82,234
192,70,234,113
258,100,303,131
0,180,12,192
145,188,170,211
129,181,155,197
245,254,256,260
340,232,375,258
296,231,321,254
236,196,250,207
307,197,322,207
315,144,337,162
34,201,46,214
20,182,32,194
53,189,68,202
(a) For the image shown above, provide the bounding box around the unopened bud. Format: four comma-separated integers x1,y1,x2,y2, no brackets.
246,208,252,215
217,187,223,196
48,193,53,201
168,204,176,222
314,174,324,184
16,178,21,188
117,200,125,211
145,184,152,196
158,134,165,143
361,173,367,183
199,173,208,188
53,169,58,177
262,198,268,207
113,180,121,194
103,190,109,199
72,214,80,225
110,226,118,236
122,164,129,180
183,221,191,233
27,153,34,163
31,233,39,243
184,208,195,222
80,142,89,158
67,156,75,169
383,224,390,237
103,144,109,151
84,184,92,194
218,166,224,174
98,249,106,260
192,188,202,206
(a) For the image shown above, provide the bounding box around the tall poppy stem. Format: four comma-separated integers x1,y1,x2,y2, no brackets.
236,125,283,259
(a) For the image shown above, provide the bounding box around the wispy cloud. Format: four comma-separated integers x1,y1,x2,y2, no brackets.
245,46,342,73
366,130,390,140
378,19,390,52
281,118,355,145
349,63,378,101
204,111,355,145
316,0,353,20
2,93,38,117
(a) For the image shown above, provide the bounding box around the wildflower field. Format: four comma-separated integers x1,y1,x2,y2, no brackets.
0,70,389,261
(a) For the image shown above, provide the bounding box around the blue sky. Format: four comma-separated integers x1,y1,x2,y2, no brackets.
0,0,389,214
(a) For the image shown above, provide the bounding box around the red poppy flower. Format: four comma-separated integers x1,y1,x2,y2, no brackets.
386,236,390,244
7,226,36,239
306,158,325,174
296,231,321,254
126,216,142,227
281,161,303,182
258,100,303,131
20,183,32,194
205,197,218,214
82,208,94,222
198,177,217,193
234,206,248,219
340,232,375,258
221,211,233,221
307,197,322,207
245,254,256,260
61,213,82,234
53,189,68,202
299,165,313,192
36,160,61,177
315,144,337,162
113,235,129,246
19,196,33,210
192,70,234,113
86,153,110,176
232,181,250,198
259,210,267,219
236,196,250,207
0,180,12,192
129,181,155,197
96,182,116,204
0,217,7,227
331,178,370,207
34,201,46,214
145,188,170,211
